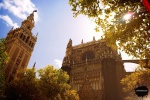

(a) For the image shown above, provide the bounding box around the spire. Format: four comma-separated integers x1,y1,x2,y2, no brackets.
11,26,14,30
32,62,36,69
27,10,37,23
21,10,38,32
36,32,38,37
66,39,72,57
81,39,83,44
67,38,72,48
93,36,95,41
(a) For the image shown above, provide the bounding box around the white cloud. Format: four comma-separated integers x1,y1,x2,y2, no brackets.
0,0,38,22
54,59,62,68
0,15,19,28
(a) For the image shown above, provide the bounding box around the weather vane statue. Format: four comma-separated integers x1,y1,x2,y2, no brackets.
33,10,37,13
27,10,37,23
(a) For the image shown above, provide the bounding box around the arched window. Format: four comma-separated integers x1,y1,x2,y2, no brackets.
29,42,32,47
31,43,34,48
20,33,23,39
23,35,26,41
26,36,30,43
82,51,95,61
27,26,30,30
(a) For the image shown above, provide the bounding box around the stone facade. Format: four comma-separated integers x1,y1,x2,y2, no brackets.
62,38,126,100
4,11,37,82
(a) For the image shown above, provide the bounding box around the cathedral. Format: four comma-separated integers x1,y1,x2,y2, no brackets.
4,11,37,82
61,38,126,100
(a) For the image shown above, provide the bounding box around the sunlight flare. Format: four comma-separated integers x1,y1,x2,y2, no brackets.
123,13,133,20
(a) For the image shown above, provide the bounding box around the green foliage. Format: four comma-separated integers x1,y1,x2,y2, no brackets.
69,0,150,60
5,68,41,100
5,65,79,100
120,67,150,98
0,38,9,67
121,68,150,92
0,38,9,98
38,65,79,100
63,90,79,100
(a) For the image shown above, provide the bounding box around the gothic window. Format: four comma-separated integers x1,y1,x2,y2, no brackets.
27,26,30,30
30,42,33,47
22,34,24,40
19,50,23,59
82,51,95,61
29,41,31,46
31,43,34,48
23,35,26,41
20,33,23,39
26,36,30,43
16,61,19,66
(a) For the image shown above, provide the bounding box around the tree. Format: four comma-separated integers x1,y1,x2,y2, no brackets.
121,67,150,99
4,65,79,100
0,38,9,98
38,65,79,100
5,68,42,100
121,68,150,92
69,0,150,60
62,89,79,100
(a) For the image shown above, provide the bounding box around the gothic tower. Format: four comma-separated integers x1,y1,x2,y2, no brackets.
4,10,37,82
62,38,126,100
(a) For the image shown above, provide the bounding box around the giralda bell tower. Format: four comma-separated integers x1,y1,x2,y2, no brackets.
4,10,37,82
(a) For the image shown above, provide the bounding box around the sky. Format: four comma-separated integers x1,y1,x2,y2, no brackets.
0,0,138,72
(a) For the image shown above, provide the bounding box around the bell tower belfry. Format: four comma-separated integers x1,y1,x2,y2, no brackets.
4,10,37,82
21,10,37,31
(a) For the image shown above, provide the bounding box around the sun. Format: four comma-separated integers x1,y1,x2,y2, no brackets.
123,13,133,20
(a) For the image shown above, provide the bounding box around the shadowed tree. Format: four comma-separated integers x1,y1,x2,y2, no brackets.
4,65,79,100
0,38,9,98
121,67,150,99
121,68,150,92
5,68,42,100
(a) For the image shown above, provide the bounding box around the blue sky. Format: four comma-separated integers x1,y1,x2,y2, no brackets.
0,0,138,71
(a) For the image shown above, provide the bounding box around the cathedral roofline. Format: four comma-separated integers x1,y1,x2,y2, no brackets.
73,39,106,49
